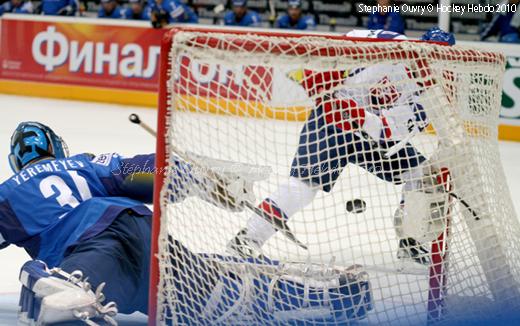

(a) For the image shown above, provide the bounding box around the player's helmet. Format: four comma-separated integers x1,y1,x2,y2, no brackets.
288,0,302,8
8,122,69,173
232,0,247,6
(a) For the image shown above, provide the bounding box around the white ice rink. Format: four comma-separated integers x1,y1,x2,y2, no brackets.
0,94,518,325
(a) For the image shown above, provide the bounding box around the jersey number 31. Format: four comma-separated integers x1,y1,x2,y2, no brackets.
39,171,92,211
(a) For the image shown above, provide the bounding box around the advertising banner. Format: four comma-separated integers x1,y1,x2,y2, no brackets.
501,55,520,125
459,40,520,130
0,16,163,91
176,55,273,102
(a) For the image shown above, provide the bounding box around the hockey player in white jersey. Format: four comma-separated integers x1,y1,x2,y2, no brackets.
228,28,456,266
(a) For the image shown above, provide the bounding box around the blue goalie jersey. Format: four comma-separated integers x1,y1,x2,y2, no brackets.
0,153,155,267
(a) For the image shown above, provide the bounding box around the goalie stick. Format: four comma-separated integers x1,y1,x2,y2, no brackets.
128,113,308,250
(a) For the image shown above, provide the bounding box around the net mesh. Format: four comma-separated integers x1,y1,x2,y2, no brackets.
154,29,520,326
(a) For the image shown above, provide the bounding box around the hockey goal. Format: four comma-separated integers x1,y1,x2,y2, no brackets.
150,26,520,326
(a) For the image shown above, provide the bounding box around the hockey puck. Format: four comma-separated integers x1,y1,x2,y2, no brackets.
346,199,366,214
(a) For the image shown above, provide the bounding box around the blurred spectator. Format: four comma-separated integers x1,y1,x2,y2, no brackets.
124,0,151,20
40,0,77,15
150,9,169,28
224,0,261,27
367,0,405,34
150,0,198,27
0,0,33,15
481,0,519,43
276,0,315,30
98,0,125,18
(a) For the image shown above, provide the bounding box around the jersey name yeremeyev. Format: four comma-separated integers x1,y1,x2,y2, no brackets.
11,159,87,186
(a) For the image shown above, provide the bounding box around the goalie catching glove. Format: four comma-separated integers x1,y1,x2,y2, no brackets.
18,260,117,326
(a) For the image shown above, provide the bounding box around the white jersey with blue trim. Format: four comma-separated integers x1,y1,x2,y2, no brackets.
335,29,428,142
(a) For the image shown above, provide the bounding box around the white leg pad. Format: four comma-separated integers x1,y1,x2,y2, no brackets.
18,260,117,326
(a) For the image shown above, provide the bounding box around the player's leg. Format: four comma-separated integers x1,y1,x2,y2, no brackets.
18,210,152,325
59,210,152,314
228,103,353,257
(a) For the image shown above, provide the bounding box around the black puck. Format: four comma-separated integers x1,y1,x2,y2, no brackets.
346,199,366,214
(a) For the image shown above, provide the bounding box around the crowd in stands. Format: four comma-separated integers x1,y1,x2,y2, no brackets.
480,0,519,43
367,0,404,34
0,0,34,15
0,0,518,43
223,0,260,26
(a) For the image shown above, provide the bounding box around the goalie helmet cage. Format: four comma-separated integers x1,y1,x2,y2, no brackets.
150,26,520,326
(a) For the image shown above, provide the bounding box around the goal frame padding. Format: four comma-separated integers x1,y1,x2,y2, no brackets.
148,26,506,326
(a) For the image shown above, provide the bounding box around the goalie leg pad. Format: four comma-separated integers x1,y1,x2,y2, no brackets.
193,255,373,325
19,260,47,324
18,260,117,326
171,252,254,325
395,166,450,243
252,263,373,324
400,190,448,242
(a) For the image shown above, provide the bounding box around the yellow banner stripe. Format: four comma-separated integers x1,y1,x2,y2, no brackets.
0,79,157,108
1,79,518,141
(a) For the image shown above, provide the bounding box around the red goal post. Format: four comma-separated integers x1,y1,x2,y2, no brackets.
150,25,516,326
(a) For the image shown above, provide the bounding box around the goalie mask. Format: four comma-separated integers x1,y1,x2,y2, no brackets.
9,122,69,173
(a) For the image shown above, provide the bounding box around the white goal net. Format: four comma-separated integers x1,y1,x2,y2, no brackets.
151,26,520,326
